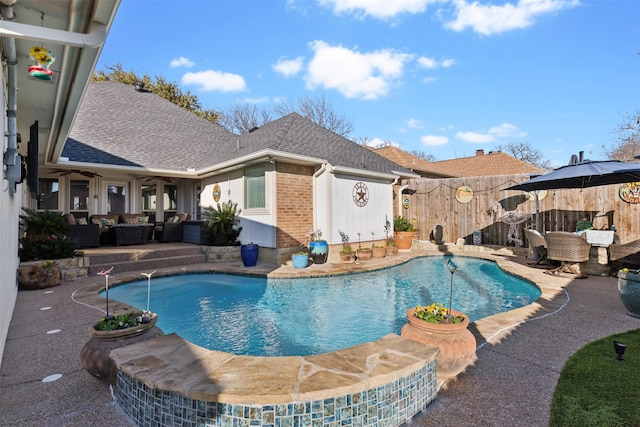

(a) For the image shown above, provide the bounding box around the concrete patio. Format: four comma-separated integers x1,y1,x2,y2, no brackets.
1,243,638,426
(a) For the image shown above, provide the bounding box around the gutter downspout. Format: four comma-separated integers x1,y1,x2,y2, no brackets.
1,0,19,193
313,162,328,238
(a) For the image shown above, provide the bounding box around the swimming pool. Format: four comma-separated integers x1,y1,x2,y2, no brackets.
106,255,540,356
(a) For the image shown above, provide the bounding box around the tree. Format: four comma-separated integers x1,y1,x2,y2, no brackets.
273,93,353,137
603,109,640,161
410,150,436,162
495,141,551,169
217,102,273,134
92,64,219,124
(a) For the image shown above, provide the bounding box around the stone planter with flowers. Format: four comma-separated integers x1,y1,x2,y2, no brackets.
80,311,163,384
400,259,476,381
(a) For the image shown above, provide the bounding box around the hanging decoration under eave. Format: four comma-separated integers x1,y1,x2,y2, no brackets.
28,46,55,81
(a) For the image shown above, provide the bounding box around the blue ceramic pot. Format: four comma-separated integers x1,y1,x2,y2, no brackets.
309,240,328,264
291,253,309,269
241,244,259,267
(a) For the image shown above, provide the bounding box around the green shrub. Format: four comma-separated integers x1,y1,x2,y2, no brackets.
19,208,79,261
393,215,414,232
202,201,243,246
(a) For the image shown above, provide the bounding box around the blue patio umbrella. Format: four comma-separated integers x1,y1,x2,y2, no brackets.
505,160,640,232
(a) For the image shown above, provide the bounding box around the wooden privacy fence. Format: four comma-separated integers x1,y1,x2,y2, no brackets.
402,174,640,247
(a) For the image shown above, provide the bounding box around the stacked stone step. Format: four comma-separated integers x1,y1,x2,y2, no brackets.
88,246,206,276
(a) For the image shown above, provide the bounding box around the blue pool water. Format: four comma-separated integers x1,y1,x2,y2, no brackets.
106,256,540,357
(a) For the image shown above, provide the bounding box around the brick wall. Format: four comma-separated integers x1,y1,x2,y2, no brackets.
275,163,314,248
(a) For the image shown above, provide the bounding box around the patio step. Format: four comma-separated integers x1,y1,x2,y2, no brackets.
87,245,206,276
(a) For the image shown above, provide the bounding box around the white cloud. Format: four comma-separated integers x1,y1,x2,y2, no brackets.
406,118,424,129
418,56,438,69
441,58,456,68
446,0,580,35
272,56,305,77
417,56,456,70
421,135,449,146
305,40,412,100
318,0,431,19
422,77,438,84
181,70,247,92
455,122,526,143
455,131,494,143
170,57,194,68
244,97,270,104
488,122,526,138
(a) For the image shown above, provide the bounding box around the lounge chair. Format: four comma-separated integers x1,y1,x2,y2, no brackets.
608,239,640,273
154,212,189,242
544,231,592,278
524,229,548,266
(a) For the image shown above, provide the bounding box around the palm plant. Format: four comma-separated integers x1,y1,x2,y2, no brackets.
19,208,79,261
202,201,243,246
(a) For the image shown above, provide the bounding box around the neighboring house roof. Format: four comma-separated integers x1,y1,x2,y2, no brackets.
372,146,457,178
63,82,415,178
429,149,545,177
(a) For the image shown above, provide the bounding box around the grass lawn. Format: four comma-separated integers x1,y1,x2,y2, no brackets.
549,328,640,427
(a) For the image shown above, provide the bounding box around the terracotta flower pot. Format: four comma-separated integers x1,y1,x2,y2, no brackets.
385,245,399,256
340,251,356,263
80,313,163,384
372,247,386,258
401,307,476,380
356,249,372,261
394,231,416,250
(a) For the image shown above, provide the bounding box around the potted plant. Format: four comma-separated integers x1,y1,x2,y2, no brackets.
384,217,398,256
80,311,163,384
18,259,62,290
291,246,309,269
338,230,356,263
372,245,386,258
400,260,476,380
617,268,640,318
307,228,328,264
385,239,399,256
393,215,416,250
356,246,372,260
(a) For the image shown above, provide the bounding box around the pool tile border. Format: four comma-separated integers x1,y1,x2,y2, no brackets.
114,358,437,427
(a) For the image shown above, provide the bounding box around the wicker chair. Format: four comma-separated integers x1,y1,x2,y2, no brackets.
544,231,592,278
524,229,548,266
608,239,640,273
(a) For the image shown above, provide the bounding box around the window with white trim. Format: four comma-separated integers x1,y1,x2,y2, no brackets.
244,166,265,209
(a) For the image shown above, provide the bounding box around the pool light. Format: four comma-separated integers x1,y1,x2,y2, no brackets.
614,340,626,361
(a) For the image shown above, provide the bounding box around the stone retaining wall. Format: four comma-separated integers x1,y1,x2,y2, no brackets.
201,246,241,263
18,256,90,284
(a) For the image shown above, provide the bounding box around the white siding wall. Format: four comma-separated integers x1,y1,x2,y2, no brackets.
328,174,394,246
201,166,277,248
0,71,20,368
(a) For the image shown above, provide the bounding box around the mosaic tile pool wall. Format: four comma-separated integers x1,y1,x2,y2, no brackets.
114,360,437,427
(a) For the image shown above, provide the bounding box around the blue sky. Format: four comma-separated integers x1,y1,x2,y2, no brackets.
97,0,639,167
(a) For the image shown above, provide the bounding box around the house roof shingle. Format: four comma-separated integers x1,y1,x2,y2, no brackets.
429,150,545,177
372,146,457,178
63,82,415,178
